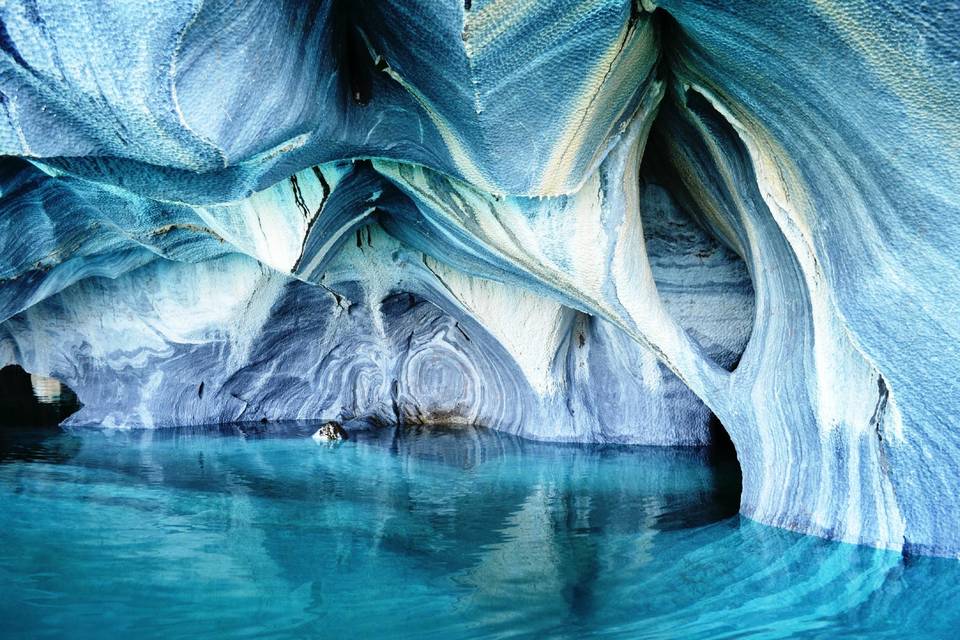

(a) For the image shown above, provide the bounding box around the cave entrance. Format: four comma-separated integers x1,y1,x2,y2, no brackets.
707,412,743,518
635,143,748,513
634,75,748,518
0,365,81,428
634,12,750,518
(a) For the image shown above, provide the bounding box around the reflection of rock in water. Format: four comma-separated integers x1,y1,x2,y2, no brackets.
457,483,660,627
8,422,956,636
337,423,737,626
359,423,523,470
0,428,82,464
2,415,739,620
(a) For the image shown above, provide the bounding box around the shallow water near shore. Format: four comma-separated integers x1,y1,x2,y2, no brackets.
0,422,957,639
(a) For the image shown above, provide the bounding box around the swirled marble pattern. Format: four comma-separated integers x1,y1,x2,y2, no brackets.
0,1,957,555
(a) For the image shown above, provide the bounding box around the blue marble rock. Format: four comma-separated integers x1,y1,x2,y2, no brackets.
0,1,958,556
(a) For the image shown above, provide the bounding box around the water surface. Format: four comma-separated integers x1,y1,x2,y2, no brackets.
0,423,957,639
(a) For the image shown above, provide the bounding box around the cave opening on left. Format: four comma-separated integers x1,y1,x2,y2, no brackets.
0,364,81,428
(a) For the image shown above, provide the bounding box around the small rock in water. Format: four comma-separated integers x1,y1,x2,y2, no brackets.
311,422,348,442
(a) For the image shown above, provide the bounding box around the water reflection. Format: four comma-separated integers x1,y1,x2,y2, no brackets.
0,423,956,639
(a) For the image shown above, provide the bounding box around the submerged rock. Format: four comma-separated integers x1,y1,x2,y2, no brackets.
0,1,957,556
311,422,349,443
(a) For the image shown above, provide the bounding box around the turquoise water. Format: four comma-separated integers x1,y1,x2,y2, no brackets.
0,423,958,639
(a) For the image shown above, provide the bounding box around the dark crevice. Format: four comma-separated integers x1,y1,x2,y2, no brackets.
390,378,403,426
628,1,642,31
871,375,893,476
291,167,331,273
331,1,375,106
289,174,311,220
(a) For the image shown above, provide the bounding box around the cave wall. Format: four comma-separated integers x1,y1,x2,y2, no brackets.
0,1,957,555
